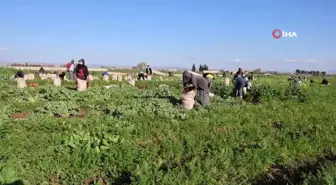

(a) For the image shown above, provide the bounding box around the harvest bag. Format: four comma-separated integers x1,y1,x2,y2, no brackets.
16,78,27,89
224,77,230,86
182,90,196,110
53,77,62,86
77,78,87,91
103,75,109,81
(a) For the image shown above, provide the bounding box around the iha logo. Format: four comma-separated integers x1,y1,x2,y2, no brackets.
272,29,297,39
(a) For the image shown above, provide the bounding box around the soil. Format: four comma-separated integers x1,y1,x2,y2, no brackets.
136,135,162,147
251,152,336,185
83,176,106,185
74,109,88,118
10,112,29,120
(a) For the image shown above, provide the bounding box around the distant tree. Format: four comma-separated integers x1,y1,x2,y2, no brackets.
295,69,300,74
203,64,209,70
136,61,147,72
321,71,326,76
192,64,196,72
25,62,28,66
199,64,203,72
316,71,320,76
251,68,261,74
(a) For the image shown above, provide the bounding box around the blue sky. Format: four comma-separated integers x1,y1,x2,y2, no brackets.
0,0,335,72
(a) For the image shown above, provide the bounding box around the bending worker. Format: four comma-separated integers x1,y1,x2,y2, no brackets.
183,70,210,106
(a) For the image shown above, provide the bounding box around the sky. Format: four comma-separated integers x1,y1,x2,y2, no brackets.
0,0,335,72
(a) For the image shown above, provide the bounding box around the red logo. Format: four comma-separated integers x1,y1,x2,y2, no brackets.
272,29,282,39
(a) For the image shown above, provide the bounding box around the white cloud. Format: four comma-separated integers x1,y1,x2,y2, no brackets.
284,59,320,63
232,58,240,63
303,59,319,63
284,59,297,62
0,48,8,51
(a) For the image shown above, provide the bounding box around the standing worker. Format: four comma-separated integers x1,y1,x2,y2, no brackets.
66,60,75,80
74,59,89,91
145,65,152,80
182,70,210,106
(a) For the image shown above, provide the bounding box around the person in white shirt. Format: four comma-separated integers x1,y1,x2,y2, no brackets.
69,60,75,80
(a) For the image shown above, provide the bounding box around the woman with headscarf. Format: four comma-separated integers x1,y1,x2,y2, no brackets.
14,71,27,89
182,70,210,106
74,59,89,91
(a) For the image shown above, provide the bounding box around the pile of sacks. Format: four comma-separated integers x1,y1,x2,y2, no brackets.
39,73,56,80
24,73,35,80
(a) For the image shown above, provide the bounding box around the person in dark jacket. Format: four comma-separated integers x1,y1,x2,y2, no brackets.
74,59,89,81
145,65,152,76
102,71,108,76
74,59,89,90
145,65,152,80
183,70,210,106
233,68,244,84
234,76,246,99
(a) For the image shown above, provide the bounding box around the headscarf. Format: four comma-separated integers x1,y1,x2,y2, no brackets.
183,70,192,87
15,71,24,78
78,59,85,65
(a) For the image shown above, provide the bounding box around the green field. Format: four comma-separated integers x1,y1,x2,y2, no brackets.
0,68,335,185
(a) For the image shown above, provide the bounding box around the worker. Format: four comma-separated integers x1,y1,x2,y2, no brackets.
39,67,45,74
145,65,152,80
74,59,89,91
14,71,27,89
182,70,210,106
321,78,329,85
234,75,246,99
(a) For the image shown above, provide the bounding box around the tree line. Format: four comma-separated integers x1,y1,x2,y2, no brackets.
192,64,209,72
295,69,326,76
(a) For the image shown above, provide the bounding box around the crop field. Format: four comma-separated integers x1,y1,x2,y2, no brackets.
0,68,336,185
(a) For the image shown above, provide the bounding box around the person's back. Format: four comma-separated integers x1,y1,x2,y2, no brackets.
182,70,210,106
234,77,246,98
235,76,246,88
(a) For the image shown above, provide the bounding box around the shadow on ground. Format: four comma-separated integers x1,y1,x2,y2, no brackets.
5,180,24,185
